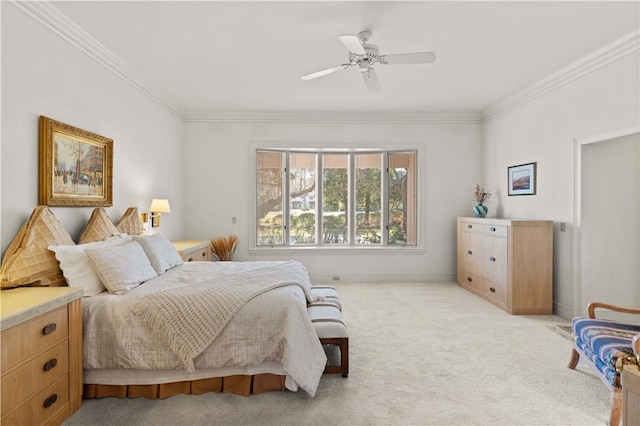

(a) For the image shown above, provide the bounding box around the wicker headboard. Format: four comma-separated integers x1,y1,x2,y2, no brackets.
1,206,144,289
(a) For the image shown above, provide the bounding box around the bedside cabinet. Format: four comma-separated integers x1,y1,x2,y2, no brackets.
623,365,640,425
1,287,83,426
172,240,211,262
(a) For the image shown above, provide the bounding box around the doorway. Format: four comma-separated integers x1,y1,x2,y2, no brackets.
574,130,639,320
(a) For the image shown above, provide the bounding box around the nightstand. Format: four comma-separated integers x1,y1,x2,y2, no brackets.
172,240,211,262
1,287,83,426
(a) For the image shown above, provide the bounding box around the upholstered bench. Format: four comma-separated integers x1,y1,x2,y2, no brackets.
309,286,349,377
310,285,342,310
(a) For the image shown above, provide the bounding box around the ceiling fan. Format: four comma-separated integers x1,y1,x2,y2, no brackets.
301,31,436,93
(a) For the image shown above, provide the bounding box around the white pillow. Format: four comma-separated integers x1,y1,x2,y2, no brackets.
85,240,157,295
133,234,183,275
48,235,131,296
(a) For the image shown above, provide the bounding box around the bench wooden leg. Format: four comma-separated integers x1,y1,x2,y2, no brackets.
320,337,349,377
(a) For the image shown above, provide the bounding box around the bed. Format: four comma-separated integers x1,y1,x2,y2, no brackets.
0,206,327,399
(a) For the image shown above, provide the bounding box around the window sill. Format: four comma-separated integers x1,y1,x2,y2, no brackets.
248,245,426,256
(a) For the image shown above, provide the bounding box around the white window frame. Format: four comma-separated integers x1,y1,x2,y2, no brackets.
249,142,425,255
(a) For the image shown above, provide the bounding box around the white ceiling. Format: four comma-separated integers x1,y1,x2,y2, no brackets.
50,1,639,115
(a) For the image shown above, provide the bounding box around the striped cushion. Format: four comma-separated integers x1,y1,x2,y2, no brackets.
307,304,348,339
572,317,640,387
310,286,342,310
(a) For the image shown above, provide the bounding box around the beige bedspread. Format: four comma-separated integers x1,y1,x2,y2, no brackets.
82,261,327,396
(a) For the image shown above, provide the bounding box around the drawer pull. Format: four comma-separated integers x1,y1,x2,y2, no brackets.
42,323,57,335
489,256,496,262
467,224,473,229
489,287,496,293
467,277,472,282
467,250,472,255
187,257,194,262
43,358,58,372
489,227,496,232
43,393,58,408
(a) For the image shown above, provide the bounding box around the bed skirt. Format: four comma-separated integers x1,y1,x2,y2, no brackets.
83,373,286,399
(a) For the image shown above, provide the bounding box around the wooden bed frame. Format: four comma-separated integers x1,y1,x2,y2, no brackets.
84,374,286,399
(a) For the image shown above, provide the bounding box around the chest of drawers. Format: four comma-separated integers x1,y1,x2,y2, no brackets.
1,287,83,425
457,217,553,314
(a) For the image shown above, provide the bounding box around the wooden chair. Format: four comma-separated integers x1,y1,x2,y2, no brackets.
569,302,640,425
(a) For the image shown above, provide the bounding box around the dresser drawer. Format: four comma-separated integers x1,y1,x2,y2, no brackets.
1,375,69,426
2,341,69,414
485,282,506,304
460,271,483,293
461,221,507,238
1,306,68,374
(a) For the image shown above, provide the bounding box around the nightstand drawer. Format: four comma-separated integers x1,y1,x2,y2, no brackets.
2,341,69,414
1,375,69,426
1,306,68,374
172,240,211,262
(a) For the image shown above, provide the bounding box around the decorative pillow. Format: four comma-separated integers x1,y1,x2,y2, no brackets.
1,206,74,288
85,241,157,295
78,208,120,244
133,234,183,275
115,207,144,236
48,235,131,296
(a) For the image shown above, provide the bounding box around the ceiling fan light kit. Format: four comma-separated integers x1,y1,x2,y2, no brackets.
301,31,436,92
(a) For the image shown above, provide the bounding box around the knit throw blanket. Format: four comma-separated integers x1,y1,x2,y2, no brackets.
131,260,319,372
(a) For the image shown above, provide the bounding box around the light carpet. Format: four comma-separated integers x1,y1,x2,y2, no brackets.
64,282,610,425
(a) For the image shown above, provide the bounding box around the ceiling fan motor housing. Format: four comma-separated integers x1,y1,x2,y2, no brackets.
351,43,380,71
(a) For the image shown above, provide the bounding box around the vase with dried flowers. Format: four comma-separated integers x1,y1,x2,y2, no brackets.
473,183,491,218
210,235,238,261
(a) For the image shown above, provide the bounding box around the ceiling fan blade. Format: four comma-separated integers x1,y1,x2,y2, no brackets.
338,35,366,55
362,68,381,93
301,64,352,80
379,51,436,65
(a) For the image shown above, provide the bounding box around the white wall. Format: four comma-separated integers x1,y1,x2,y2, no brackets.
183,119,483,282
483,52,640,319
1,3,185,255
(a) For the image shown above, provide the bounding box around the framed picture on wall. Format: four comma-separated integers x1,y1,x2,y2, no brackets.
39,116,113,207
507,162,536,196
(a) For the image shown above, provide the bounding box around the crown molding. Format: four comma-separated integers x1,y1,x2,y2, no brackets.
12,1,186,120
15,2,637,126
482,29,640,122
183,110,483,124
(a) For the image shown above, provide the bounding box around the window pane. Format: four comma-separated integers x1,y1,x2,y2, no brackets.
389,151,417,245
322,154,349,244
256,151,284,245
289,153,317,245
355,153,382,245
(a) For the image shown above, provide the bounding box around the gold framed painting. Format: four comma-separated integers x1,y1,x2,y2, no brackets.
39,116,113,207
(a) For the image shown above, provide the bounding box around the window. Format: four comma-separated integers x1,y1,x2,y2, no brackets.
256,149,418,247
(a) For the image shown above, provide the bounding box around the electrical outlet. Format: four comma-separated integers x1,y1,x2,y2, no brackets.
232,217,237,224
560,222,566,232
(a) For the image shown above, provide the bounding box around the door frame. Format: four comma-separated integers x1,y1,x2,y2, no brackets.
572,123,640,317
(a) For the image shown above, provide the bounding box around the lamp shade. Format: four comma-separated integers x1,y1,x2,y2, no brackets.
149,199,171,213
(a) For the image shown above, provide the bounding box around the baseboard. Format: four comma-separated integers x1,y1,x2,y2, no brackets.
554,302,574,320
309,273,456,284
